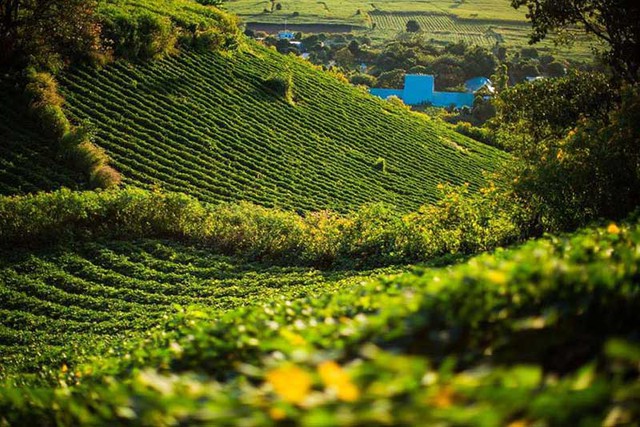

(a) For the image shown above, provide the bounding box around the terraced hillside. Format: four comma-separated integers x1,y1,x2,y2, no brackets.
57,44,505,212
0,238,400,377
0,83,82,196
1,206,638,424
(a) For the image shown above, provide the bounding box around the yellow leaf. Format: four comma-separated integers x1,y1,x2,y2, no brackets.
318,361,360,402
486,270,507,285
269,407,287,420
266,365,312,404
430,386,454,408
607,223,621,235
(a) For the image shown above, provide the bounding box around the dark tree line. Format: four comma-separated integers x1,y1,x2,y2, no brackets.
0,0,102,69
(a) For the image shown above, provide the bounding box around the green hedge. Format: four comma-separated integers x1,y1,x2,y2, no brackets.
0,186,524,267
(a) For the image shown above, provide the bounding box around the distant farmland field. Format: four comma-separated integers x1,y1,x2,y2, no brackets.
227,0,595,59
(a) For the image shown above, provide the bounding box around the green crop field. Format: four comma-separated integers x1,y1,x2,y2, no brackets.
230,0,595,60
0,84,82,195
0,238,401,378
53,45,504,212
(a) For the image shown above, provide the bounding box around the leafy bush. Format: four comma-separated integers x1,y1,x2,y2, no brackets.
101,11,177,61
373,157,387,172
23,71,70,139
349,73,377,87
264,72,294,104
23,71,64,109
0,185,525,266
493,71,639,230
89,165,122,189
32,105,71,139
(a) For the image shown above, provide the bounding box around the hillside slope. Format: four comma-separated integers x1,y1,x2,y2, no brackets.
1,210,638,425
0,83,82,195
57,44,505,212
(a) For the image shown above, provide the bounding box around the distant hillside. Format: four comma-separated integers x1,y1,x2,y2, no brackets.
55,43,505,212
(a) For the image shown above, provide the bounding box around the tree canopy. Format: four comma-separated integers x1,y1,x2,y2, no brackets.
0,0,102,69
512,0,640,82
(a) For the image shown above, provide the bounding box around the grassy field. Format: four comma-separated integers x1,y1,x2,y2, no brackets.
53,44,505,213
230,0,595,59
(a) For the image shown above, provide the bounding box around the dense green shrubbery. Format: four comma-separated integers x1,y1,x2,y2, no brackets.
2,219,638,425
22,71,121,190
100,10,177,61
494,72,640,230
24,71,71,139
0,185,523,267
264,71,295,104
97,0,240,61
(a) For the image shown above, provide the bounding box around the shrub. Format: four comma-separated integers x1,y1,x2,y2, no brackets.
24,71,64,109
350,73,377,87
101,11,177,61
373,157,387,172
264,72,294,104
0,184,527,266
33,105,71,139
193,28,226,52
89,165,122,189
66,140,109,171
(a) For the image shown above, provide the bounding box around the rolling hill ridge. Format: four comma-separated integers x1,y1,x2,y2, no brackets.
54,44,505,212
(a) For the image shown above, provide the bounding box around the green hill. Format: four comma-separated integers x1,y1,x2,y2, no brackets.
54,44,504,212
1,195,638,424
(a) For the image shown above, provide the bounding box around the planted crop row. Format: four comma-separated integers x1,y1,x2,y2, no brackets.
59,44,506,212
0,239,401,376
370,12,499,46
2,219,639,425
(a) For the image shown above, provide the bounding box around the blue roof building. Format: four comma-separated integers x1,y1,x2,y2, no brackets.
464,77,494,94
277,31,296,40
370,74,491,109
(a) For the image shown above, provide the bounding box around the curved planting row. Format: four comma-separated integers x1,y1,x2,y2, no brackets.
59,45,506,212
0,239,399,376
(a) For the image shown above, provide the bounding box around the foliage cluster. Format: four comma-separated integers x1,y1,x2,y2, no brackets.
492,71,640,229
263,71,295,104
0,0,104,71
512,0,640,82
23,70,121,190
1,218,639,425
98,0,240,62
0,185,523,267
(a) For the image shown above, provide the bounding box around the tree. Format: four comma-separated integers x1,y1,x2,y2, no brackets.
376,69,406,88
0,0,102,68
406,20,421,33
511,0,640,82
